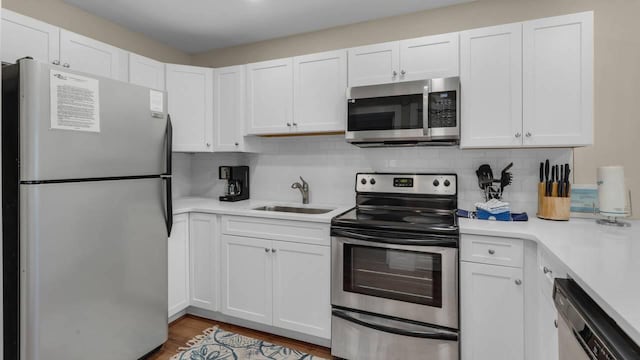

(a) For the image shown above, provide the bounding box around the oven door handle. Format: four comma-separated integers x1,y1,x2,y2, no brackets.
333,309,458,341
331,228,456,247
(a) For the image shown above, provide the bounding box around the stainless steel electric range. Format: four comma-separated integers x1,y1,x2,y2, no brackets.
331,173,459,360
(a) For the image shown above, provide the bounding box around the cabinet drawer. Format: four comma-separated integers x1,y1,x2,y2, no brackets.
221,215,330,246
461,235,523,268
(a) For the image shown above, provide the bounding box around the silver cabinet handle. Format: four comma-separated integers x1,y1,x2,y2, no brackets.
515,279,522,285
488,249,495,255
264,248,270,253
543,266,552,275
525,132,532,138
392,70,398,77
292,122,297,126
401,70,406,76
515,132,522,138
63,63,70,68
271,248,276,253
52,60,60,65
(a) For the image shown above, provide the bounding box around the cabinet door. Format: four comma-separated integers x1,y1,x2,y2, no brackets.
460,23,523,148
523,12,593,147
220,235,272,325
272,241,331,339
59,30,128,81
293,50,347,133
166,64,214,152
399,32,459,82
539,295,559,360
461,262,524,360
189,213,218,311
245,58,293,135
129,53,165,90
1,9,60,65
168,214,189,318
213,65,245,151
348,42,400,87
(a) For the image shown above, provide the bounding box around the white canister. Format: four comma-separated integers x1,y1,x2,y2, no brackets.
597,166,630,218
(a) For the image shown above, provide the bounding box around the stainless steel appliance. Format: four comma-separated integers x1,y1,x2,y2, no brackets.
331,173,459,360
2,59,172,360
219,165,250,202
346,77,460,147
554,278,640,360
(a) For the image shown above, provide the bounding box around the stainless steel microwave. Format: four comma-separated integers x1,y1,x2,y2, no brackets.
346,77,460,147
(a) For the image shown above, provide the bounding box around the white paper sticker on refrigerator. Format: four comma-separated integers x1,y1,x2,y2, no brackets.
50,70,100,132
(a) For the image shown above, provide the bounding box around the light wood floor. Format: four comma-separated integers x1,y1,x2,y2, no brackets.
146,315,333,359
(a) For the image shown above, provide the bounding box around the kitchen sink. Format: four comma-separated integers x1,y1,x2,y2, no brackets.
253,205,334,214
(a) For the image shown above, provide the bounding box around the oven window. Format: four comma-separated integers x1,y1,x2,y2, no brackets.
348,94,423,131
343,244,442,307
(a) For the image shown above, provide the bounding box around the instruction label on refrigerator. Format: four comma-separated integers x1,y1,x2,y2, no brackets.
50,70,100,132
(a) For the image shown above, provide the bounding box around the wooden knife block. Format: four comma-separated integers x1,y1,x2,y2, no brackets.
537,182,571,221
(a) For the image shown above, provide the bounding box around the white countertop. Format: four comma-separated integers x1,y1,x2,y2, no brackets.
173,196,352,223
460,217,640,346
174,197,640,345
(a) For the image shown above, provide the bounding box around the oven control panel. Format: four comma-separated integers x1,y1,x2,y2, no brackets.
356,173,456,195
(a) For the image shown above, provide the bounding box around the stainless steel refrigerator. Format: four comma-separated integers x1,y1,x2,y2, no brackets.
2,59,173,360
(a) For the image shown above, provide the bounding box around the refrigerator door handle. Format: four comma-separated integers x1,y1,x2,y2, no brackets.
163,115,173,236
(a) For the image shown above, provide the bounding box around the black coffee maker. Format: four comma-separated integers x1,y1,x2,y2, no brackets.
219,166,250,202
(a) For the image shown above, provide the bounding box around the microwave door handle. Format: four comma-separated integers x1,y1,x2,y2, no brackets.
423,80,431,138
332,309,458,341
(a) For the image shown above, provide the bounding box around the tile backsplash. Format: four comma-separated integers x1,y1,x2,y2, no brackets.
177,135,573,214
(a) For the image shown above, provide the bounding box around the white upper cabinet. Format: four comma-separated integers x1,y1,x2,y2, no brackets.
166,64,214,152
213,65,246,151
293,50,347,133
245,58,294,135
460,23,523,148
399,32,459,82
59,30,128,81
522,11,593,147
129,53,165,90
348,42,400,87
1,9,60,65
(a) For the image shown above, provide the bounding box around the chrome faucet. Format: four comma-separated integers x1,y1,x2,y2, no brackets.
291,176,309,204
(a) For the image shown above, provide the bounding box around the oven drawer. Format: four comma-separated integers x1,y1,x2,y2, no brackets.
331,309,458,360
461,235,523,268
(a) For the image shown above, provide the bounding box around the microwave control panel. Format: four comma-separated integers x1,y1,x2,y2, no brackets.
428,91,457,128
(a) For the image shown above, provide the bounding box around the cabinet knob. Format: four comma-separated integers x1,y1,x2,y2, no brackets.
271,248,276,253
392,70,398,77
543,266,552,275
526,132,532,138
401,70,406,76
206,143,211,147
264,248,270,253
234,142,239,146
63,63,70,68
488,249,495,255
515,132,522,138
292,122,297,126
515,279,522,285
52,60,60,65
554,320,558,328
286,123,292,127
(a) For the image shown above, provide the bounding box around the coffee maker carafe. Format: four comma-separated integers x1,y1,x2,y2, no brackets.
219,166,249,202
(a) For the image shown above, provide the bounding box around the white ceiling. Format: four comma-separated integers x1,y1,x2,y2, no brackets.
63,0,473,54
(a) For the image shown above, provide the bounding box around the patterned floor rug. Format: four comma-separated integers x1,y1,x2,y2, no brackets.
170,326,327,360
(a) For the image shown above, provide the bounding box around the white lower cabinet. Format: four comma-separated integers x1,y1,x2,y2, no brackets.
272,241,331,338
539,295,559,360
220,219,331,339
461,251,525,360
221,234,273,325
168,214,190,317
189,213,219,311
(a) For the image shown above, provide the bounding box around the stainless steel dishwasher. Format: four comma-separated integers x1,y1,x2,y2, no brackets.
553,278,640,360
